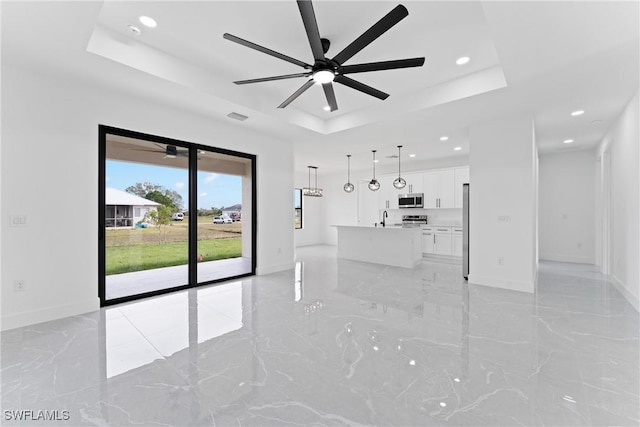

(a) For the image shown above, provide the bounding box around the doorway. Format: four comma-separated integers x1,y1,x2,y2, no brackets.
98,126,256,306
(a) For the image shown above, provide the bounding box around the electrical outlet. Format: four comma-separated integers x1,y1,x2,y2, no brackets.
497,215,511,223
10,215,28,227
14,280,26,292
497,257,504,266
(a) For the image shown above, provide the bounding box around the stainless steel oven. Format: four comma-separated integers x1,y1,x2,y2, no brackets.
398,193,424,208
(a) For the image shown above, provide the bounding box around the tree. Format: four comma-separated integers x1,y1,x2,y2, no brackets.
143,205,173,243
126,182,184,210
145,190,176,211
126,182,161,198
164,189,184,211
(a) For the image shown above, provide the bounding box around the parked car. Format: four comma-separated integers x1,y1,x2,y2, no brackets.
171,212,184,221
213,215,232,224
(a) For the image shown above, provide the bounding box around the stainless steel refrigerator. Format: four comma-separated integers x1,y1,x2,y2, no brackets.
463,183,470,279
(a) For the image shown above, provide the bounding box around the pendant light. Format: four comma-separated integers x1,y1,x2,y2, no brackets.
393,145,407,189
343,155,355,193
303,166,323,197
368,150,380,191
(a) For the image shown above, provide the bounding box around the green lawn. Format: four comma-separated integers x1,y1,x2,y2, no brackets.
107,237,242,275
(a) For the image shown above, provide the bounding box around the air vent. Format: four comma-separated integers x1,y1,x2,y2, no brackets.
227,112,249,121
386,155,399,159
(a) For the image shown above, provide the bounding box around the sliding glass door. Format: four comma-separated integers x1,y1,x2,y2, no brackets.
99,126,256,306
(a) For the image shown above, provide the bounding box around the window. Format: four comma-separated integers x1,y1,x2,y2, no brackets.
294,188,302,229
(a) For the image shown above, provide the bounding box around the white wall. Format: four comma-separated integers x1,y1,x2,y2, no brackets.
468,113,537,293
1,64,295,330
539,150,596,264
596,91,639,310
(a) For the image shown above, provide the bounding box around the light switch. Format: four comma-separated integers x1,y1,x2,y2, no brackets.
10,215,27,227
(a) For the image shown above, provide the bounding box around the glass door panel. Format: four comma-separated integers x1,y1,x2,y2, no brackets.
196,151,253,283
105,135,189,301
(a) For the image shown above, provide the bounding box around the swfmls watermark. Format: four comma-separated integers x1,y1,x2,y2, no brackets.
4,410,70,422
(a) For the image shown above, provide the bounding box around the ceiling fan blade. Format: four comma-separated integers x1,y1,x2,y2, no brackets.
297,0,325,61
334,75,389,100
131,148,165,153
332,5,408,65
234,73,311,85
223,33,310,69
340,57,425,74
278,80,315,109
322,83,338,111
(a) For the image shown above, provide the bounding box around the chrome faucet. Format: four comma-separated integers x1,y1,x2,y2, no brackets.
381,210,388,227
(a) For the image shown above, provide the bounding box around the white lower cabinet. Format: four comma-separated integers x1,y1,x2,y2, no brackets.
423,227,456,256
434,227,452,255
422,227,434,254
452,227,463,257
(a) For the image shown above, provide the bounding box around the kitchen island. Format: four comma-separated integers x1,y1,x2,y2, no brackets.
333,225,423,268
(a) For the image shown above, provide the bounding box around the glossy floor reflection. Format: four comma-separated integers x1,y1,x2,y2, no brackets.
1,245,638,426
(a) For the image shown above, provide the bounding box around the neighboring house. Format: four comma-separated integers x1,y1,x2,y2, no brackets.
105,187,160,228
222,204,241,220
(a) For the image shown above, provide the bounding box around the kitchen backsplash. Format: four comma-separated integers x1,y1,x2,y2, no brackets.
380,208,462,225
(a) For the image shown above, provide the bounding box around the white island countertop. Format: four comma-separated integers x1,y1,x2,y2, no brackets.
332,225,423,268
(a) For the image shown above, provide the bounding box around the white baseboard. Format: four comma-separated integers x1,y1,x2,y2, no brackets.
1,298,100,331
423,254,462,265
539,254,594,264
467,273,535,293
610,275,640,312
256,261,295,276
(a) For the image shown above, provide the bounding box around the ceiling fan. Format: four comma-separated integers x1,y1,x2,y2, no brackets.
223,0,425,112
132,143,189,159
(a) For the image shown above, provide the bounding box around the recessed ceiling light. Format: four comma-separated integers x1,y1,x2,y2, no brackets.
563,139,574,144
139,16,157,28
127,25,141,35
454,146,462,151
409,154,416,158
374,159,379,163
227,112,249,121
456,56,470,65
571,110,584,116
323,105,331,111
440,136,449,141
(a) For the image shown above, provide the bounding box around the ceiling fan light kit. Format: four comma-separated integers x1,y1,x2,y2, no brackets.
224,0,425,112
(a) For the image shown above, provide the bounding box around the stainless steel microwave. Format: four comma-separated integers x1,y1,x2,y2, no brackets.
398,193,424,208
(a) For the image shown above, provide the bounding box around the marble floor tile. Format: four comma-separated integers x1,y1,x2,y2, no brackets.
1,245,638,426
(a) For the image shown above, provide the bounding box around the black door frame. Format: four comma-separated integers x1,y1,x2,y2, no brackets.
98,125,257,307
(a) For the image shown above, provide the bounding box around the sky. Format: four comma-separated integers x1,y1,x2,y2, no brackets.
106,160,242,210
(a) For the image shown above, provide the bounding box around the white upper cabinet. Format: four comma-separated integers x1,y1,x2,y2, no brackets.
438,169,455,208
359,166,469,216
424,169,455,208
454,167,470,208
403,172,424,194
377,175,398,210
423,171,439,208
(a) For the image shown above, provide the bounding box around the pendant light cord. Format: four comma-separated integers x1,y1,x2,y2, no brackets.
373,150,377,179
